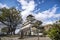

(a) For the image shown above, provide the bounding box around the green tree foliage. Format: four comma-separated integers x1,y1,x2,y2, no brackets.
47,27,60,40
1,27,8,33
47,21,60,40
0,7,22,35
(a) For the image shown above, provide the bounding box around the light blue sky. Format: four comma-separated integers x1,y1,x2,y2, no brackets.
0,0,60,25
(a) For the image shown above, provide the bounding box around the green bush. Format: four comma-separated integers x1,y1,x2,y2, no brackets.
47,27,60,40
1,27,8,33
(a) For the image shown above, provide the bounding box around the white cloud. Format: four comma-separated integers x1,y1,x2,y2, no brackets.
17,0,36,21
17,0,35,10
17,0,60,25
0,3,9,8
35,5,58,21
35,5,60,25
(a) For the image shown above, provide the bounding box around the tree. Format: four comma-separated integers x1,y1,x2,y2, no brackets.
47,20,60,40
47,27,60,40
0,7,22,35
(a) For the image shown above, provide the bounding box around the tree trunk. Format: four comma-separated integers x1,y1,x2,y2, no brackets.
13,26,16,35
13,31,15,35
20,30,24,39
11,25,16,35
10,27,12,35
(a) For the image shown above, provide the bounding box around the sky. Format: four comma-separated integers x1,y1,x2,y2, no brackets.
0,0,60,25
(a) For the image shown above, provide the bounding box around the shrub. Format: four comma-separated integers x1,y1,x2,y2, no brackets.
47,27,60,40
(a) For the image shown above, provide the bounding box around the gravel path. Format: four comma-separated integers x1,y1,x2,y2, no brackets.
1,37,51,40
